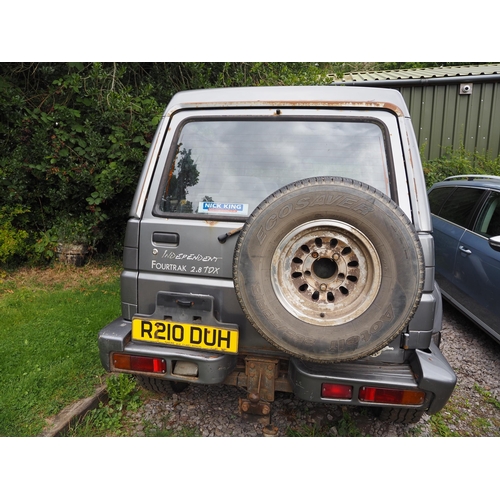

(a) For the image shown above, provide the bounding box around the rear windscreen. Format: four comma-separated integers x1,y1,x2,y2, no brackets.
157,119,391,217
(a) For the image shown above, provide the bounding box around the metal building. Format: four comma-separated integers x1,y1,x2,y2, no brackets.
332,64,500,161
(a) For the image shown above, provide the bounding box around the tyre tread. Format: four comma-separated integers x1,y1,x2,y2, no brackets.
135,375,174,395
377,407,425,424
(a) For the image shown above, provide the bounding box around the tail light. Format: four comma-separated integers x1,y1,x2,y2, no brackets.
359,386,425,405
321,383,353,399
112,353,166,373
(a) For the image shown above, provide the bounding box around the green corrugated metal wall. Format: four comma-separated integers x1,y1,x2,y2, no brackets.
397,81,500,161
332,65,500,161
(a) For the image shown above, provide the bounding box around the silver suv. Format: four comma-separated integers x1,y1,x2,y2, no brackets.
98,86,456,424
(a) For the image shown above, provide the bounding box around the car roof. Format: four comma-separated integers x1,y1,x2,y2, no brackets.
163,86,410,118
430,175,500,191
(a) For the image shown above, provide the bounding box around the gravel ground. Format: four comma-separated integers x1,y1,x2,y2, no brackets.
126,302,500,437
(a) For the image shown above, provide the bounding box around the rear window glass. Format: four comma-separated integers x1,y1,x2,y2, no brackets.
158,119,391,217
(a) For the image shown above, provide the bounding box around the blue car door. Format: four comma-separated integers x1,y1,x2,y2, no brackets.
429,186,485,297
452,191,500,339
431,215,465,294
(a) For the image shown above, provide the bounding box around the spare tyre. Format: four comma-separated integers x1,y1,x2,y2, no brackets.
233,177,424,363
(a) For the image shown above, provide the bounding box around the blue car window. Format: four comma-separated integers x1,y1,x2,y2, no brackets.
476,191,500,237
428,186,455,215
437,187,484,228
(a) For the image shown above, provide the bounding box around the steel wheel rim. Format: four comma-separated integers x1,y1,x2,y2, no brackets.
271,219,382,326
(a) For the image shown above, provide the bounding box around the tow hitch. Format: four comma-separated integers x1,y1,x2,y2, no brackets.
238,357,280,426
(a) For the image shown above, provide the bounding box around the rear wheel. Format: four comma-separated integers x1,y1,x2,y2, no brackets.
135,376,188,395
376,407,425,424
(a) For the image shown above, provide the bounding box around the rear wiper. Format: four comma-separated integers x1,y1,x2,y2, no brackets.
218,226,244,243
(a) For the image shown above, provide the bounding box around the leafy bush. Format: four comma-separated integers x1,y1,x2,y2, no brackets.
0,65,159,263
0,206,29,263
0,62,330,266
423,144,500,188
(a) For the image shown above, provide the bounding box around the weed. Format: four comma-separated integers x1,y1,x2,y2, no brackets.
471,418,492,432
107,373,141,412
474,384,500,410
68,374,142,436
74,404,124,436
144,424,200,437
285,424,325,437
336,410,363,437
285,409,364,437
429,413,461,437
405,425,423,437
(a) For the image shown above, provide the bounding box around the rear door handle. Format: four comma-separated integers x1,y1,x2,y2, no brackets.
153,232,179,245
459,245,472,255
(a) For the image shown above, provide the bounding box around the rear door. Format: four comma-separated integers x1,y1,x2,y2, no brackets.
453,190,500,339
136,107,410,350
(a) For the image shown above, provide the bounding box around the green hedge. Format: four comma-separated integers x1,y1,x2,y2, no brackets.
0,63,329,265
422,145,500,188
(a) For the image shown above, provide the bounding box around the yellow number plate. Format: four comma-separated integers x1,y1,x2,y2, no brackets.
131,319,239,354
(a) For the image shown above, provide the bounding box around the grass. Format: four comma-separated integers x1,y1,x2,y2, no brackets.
66,373,143,437
429,383,500,437
474,384,500,410
336,410,364,437
3,260,500,438
285,409,364,437
67,375,201,437
429,413,461,437
285,424,327,437
0,261,121,436
142,420,201,437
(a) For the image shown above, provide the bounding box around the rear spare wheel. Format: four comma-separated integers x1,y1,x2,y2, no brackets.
233,177,424,363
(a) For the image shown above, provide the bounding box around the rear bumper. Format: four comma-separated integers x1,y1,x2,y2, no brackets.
98,317,456,414
98,317,237,385
288,341,456,414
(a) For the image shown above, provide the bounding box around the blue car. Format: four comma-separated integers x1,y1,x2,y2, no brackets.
428,175,500,342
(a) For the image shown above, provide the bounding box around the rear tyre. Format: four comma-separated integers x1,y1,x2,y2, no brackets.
135,376,188,395
376,407,425,424
171,381,189,393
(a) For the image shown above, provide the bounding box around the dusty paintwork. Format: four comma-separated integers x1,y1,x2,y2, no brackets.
166,99,405,118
